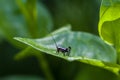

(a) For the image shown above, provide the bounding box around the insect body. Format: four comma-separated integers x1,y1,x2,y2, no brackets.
57,46,71,56
51,34,71,56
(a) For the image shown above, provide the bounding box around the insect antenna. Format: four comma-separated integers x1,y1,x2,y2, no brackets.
50,33,58,49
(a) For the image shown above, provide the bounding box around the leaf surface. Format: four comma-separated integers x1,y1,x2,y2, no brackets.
99,0,120,46
14,26,120,75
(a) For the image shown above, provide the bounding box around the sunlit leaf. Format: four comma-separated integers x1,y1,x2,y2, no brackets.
98,0,120,62
98,0,120,47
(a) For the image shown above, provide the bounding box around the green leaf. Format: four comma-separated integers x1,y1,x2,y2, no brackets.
14,26,120,75
0,0,31,47
0,0,53,47
98,0,120,62
16,0,53,38
0,0,30,36
98,0,120,47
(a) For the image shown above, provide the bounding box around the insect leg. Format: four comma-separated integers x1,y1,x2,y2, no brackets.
67,46,71,56
66,52,70,56
63,52,65,56
56,48,60,54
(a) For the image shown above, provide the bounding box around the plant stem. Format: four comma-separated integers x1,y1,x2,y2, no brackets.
35,53,54,80
15,47,54,80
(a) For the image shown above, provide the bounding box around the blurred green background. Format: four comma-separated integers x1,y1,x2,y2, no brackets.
1,0,118,80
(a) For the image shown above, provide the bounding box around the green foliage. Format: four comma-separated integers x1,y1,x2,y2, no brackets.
99,0,120,63
14,26,120,75
0,0,53,47
1,0,120,80
99,0,120,45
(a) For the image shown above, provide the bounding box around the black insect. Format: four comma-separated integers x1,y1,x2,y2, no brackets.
51,34,71,56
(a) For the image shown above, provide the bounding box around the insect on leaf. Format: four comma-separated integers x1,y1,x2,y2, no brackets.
14,26,120,75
